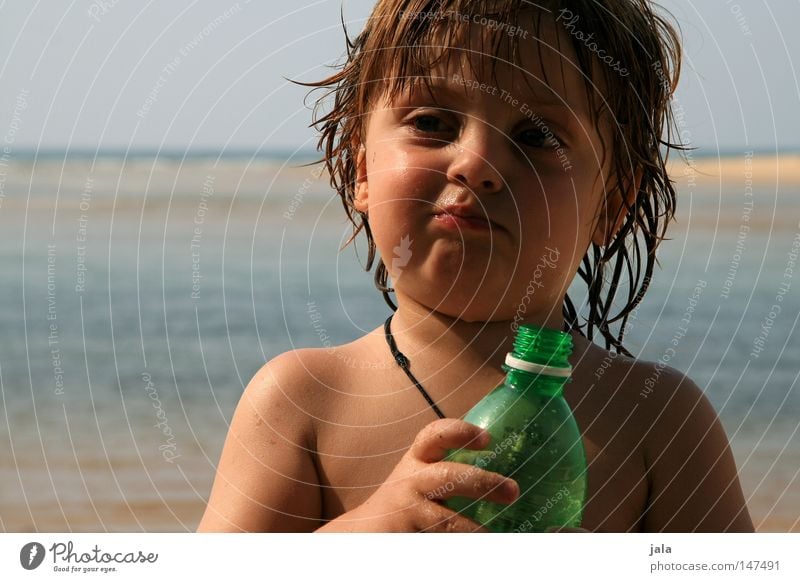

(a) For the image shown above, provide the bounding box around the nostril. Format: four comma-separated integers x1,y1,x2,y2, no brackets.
448,157,503,194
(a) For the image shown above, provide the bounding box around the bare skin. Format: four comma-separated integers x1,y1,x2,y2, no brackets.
197,320,753,533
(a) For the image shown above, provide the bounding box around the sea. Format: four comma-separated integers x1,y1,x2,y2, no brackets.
0,150,797,531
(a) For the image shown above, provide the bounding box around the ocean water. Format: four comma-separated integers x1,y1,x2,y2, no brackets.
0,153,797,531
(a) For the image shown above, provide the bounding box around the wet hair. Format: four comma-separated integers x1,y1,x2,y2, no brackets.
299,0,684,356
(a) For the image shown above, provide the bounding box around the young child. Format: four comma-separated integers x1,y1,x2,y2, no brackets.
198,0,753,533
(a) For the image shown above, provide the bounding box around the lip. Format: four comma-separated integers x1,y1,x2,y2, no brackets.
432,205,499,232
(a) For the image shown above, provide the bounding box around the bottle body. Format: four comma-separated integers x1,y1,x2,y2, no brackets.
444,326,587,532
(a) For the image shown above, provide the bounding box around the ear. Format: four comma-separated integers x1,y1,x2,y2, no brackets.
353,144,368,214
591,167,643,248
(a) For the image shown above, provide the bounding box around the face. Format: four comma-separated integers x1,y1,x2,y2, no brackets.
354,14,635,325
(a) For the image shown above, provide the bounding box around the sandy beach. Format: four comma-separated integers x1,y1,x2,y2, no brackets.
668,153,800,186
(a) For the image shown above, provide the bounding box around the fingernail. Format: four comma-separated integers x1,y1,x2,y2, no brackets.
503,480,519,499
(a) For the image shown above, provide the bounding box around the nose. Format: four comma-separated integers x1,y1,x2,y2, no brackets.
446,124,508,195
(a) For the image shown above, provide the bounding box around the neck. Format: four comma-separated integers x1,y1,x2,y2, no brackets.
388,291,572,373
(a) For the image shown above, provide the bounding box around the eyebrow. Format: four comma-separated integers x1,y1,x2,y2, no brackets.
405,79,576,112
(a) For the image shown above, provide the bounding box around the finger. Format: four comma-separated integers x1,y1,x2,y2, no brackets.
416,501,492,533
418,461,519,506
545,526,591,533
410,418,489,463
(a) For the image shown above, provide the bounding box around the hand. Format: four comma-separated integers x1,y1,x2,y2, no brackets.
317,418,520,532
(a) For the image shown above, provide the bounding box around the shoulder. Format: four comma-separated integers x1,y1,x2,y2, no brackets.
248,347,330,399
243,346,341,439
197,348,330,532
626,356,713,435
621,357,753,531
614,355,716,453
244,335,380,429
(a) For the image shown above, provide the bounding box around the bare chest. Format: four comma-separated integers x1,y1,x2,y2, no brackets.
312,343,649,532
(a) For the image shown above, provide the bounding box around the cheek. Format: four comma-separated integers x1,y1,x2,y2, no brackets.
363,174,422,250
510,177,580,230
368,148,442,208
509,178,598,265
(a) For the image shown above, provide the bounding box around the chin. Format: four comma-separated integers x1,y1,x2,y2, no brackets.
400,283,512,323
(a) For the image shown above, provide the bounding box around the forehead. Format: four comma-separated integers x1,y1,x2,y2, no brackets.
373,7,599,118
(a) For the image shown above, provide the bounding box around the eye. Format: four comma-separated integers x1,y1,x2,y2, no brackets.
408,112,453,135
518,126,562,149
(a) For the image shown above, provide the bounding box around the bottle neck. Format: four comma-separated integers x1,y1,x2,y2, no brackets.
503,366,570,397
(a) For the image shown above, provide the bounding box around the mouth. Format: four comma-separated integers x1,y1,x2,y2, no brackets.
432,205,499,233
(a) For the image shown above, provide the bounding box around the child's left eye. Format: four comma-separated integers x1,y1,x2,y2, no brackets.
518,127,562,149
411,114,449,133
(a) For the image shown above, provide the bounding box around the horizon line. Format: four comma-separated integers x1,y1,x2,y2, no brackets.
4,145,800,160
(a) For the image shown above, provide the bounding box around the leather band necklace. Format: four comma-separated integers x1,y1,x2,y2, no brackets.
383,313,446,419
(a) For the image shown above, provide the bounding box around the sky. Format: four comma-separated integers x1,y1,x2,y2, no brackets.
0,0,798,155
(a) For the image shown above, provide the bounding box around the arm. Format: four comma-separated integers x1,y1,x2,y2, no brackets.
197,351,517,533
641,368,754,532
197,350,322,532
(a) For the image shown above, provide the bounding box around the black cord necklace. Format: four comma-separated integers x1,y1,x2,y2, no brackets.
384,313,446,419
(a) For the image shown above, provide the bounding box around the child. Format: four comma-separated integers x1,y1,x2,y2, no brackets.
198,0,753,533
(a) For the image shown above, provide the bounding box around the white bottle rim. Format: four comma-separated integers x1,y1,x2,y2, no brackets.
504,353,572,378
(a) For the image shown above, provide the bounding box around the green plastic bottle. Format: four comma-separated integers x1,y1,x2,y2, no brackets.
444,323,587,532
